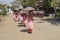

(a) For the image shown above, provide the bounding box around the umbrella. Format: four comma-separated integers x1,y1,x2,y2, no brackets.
13,8,19,12
24,7,35,11
33,11,44,14
14,8,19,11
19,6,23,9
20,9,28,14
33,11,38,14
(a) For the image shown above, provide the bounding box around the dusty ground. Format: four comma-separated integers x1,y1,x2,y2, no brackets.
0,12,60,40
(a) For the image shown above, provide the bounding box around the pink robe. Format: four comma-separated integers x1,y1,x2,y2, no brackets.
13,12,20,22
13,14,18,22
28,17,33,29
23,15,27,26
19,14,23,23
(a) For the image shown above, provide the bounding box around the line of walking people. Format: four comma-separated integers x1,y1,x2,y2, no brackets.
13,8,34,33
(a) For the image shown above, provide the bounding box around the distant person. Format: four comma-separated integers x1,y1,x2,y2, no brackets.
18,7,24,23
18,9,27,27
13,8,19,22
18,9,23,22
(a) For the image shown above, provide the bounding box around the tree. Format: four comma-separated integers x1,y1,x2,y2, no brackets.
23,0,37,8
12,0,37,8
0,4,7,16
43,0,53,8
43,0,53,16
53,0,60,20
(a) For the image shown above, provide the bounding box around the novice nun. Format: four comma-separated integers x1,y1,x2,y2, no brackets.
28,10,33,33
13,8,19,22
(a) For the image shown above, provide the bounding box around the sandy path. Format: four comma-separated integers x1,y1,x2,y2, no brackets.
0,12,60,40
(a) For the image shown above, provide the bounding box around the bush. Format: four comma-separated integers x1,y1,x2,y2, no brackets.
2,9,6,16
0,8,7,16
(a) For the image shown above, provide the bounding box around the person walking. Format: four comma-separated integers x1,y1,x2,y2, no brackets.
18,9,23,22
13,8,19,22
22,12,27,27
28,10,33,33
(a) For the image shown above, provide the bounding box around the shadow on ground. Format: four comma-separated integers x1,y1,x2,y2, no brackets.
36,21,44,23
41,18,60,26
17,24,24,27
18,23,22,24
20,29,27,32
35,17,60,26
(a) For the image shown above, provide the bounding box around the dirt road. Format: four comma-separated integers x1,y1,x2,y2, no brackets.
0,12,60,40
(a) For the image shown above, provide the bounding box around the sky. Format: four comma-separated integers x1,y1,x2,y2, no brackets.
0,0,15,5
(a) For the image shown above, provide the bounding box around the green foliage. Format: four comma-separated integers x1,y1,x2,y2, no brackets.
11,6,16,10
55,0,60,19
0,4,5,9
0,4,7,16
23,0,37,7
43,0,52,8
13,0,37,8
2,8,7,16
